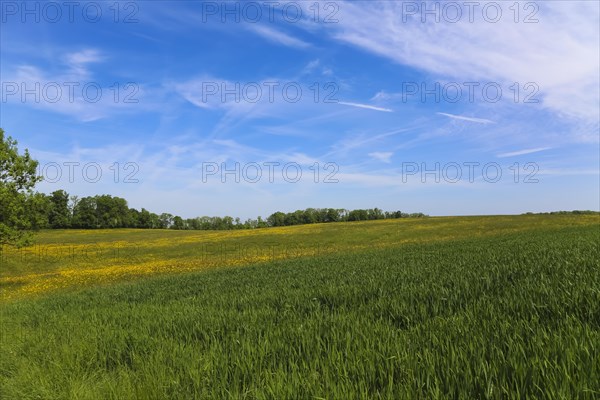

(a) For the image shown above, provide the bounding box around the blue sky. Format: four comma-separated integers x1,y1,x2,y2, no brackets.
1,1,599,219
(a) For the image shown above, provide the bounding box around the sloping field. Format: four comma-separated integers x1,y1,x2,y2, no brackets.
0,214,599,398
1,214,596,300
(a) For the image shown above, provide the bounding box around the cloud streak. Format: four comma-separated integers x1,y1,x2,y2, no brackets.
248,25,310,49
3,60,136,121
339,101,393,112
368,152,393,163
437,112,495,124
497,147,551,158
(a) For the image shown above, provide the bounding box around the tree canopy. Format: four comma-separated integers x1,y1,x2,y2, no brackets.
0,128,43,246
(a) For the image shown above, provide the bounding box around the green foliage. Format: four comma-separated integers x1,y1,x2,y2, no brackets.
25,192,51,230
0,219,598,398
36,192,422,230
172,216,185,230
48,190,71,228
0,128,43,246
69,195,137,229
138,207,160,228
266,207,408,226
71,196,98,228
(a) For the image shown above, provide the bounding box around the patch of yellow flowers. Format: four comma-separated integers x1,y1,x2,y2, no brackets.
2,214,597,301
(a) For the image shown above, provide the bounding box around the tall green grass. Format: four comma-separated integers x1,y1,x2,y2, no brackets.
1,219,598,399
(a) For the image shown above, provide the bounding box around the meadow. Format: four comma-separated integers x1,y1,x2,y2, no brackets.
0,214,599,399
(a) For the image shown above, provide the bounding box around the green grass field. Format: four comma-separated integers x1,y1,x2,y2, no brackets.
1,214,599,399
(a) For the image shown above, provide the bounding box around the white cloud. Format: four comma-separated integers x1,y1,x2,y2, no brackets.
1,49,152,121
370,91,393,102
303,59,320,73
299,1,599,124
327,127,413,158
66,49,103,65
338,101,393,112
173,76,256,114
368,152,393,163
248,25,310,49
65,49,104,76
497,147,551,158
437,112,495,124
5,66,113,121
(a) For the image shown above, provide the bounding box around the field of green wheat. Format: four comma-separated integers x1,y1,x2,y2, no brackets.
1,214,599,399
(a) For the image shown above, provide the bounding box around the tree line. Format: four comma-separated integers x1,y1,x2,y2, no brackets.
35,190,427,230
1,129,427,246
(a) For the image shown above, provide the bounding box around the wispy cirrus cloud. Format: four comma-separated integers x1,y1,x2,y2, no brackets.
1,48,152,122
338,101,392,112
248,25,310,49
297,1,599,125
497,147,551,158
65,49,104,65
437,112,495,124
302,59,320,73
327,127,413,159
64,49,105,76
368,151,393,163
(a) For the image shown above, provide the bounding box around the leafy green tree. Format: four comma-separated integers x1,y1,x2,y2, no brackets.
72,197,97,228
367,208,384,220
222,216,234,230
284,210,303,226
128,208,140,228
186,218,200,230
95,195,130,228
69,195,79,216
300,208,316,224
256,216,268,228
27,192,51,229
267,211,286,227
326,208,340,222
172,216,185,230
149,212,160,228
159,213,173,229
0,129,43,246
138,208,152,228
48,190,71,228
